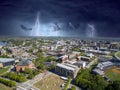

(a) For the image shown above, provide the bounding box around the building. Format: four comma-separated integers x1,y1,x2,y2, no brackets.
92,68,104,75
96,61,114,70
0,42,6,48
58,55,68,63
55,63,79,78
15,60,34,72
80,56,90,61
0,58,16,68
68,52,80,60
73,61,86,68
86,53,94,58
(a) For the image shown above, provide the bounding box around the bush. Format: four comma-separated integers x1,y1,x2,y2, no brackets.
27,73,34,79
33,70,40,76
64,78,72,90
37,64,46,70
75,69,108,90
106,81,120,90
0,78,16,87
49,64,55,70
2,72,27,82
71,86,76,90
23,68,32,74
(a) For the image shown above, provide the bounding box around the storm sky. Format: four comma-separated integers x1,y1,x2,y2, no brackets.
0,0,120,37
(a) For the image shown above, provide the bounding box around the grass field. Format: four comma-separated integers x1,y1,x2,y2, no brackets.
34,74,64,90
0,83,12,90
105,68,120,81
0,66,10,75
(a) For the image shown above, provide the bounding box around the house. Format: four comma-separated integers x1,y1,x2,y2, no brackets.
0,58,16,68
15,60,34,72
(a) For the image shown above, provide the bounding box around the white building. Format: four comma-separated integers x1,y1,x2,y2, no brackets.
74,61,86,68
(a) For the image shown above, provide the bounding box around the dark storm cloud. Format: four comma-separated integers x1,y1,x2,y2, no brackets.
0,0,120,37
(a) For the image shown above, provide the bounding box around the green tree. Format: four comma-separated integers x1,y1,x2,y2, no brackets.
37,63,46,70
2,72,27,82
49,64,55,70
24,68,32,74
64,77,72,90
45,56,55,62
73,47,79,51
71,86,76,90
75,69,108,90
27,73,34,79
0,78,16,87
33,69,40,76
106,81,120,90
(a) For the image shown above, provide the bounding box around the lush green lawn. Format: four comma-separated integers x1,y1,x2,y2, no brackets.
34,74,64,90
0,83,12,90
0,66,10,75
106,69,120,81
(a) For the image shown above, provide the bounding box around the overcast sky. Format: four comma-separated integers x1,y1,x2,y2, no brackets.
0,0,120,37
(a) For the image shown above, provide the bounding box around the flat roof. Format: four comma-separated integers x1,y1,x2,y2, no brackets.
74,61,86,64
92,69,104,75
97,61,114,68
0,58,15,63
56,63,78,71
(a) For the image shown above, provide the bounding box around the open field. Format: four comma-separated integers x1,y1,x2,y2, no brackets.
34,73,64,90
105,67,120,81
0,83,12,90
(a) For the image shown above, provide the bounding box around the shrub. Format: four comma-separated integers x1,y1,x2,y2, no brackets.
0,78,16,87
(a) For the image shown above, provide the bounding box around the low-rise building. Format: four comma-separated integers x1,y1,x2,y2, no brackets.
58,55,68,63
86,53,94,58
15,60,34,72
55,63,79,78
73,61,86,68
0,58,16,68
92,68,104,75
80,56,90,61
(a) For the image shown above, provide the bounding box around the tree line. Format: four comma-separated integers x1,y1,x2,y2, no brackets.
0,78,16,87
75,69,120,90
2,72,27,82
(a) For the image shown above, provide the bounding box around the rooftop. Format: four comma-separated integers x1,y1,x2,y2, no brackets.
17,60,31,66
92,69,104,75
56,63,78,71
74,61,86,65
97,61,114,69
0,58,15,63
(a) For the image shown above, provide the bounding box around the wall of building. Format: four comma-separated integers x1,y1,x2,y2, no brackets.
0,63,3,68
16,62,34,72
55,66,77,78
